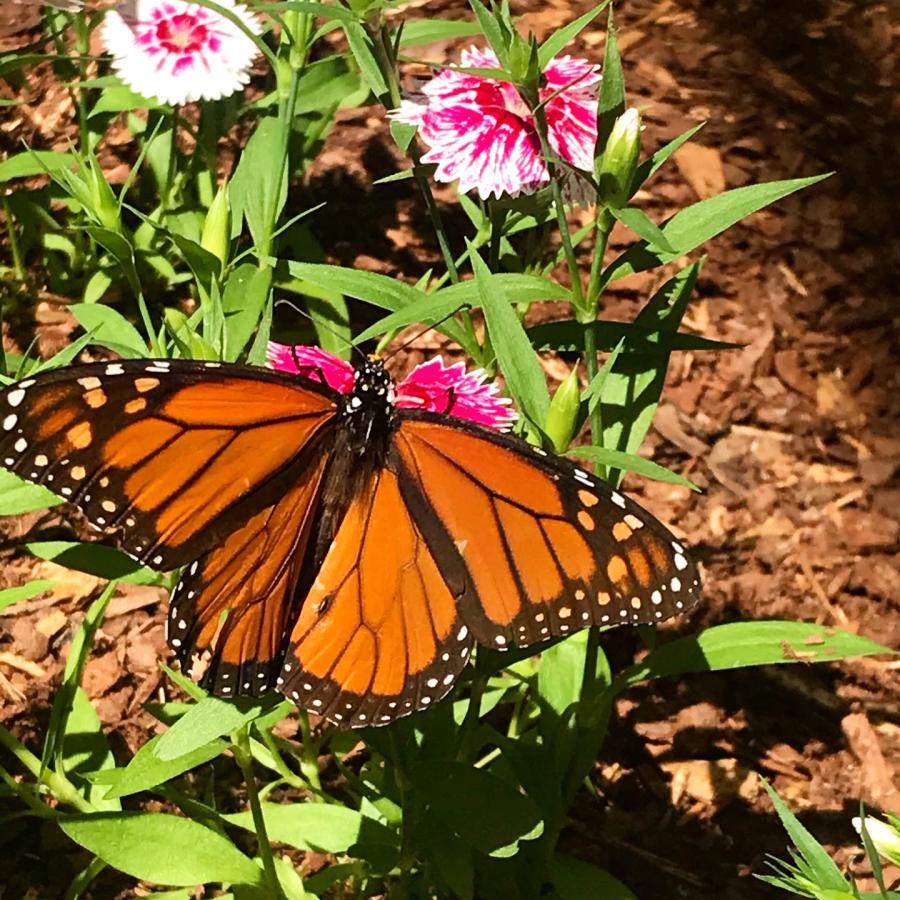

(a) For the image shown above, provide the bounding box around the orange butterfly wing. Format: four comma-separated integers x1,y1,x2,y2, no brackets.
0,360,338,569
167,450,331,696
282,466,474,726
392,413,701,649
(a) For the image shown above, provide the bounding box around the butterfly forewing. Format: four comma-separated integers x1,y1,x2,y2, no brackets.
0,360,339,569
392,412,701,650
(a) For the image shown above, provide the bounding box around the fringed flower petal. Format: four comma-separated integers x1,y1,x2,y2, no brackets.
266,343,356,395
396,357,517,431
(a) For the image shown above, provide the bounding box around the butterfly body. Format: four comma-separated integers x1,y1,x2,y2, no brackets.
0,357,701,726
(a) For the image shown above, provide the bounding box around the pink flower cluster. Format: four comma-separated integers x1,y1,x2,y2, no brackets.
267,343,517,432
394,47,600,200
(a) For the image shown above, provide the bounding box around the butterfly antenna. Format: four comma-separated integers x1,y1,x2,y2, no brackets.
273,298,366,363
381,309,468,362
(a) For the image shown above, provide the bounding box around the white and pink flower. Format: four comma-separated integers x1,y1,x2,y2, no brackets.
394,46,600,200
267,343,517,432
102,0,262,106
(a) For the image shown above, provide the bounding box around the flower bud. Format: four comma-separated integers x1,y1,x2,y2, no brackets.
200,181,231,271
544,367,582,452
88,159,120,233
853,815,900,865
597,107,641,208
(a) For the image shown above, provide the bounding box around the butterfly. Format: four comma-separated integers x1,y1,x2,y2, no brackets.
0,355,700,727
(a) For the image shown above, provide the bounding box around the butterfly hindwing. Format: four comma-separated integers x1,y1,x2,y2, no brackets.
167,449,332,698
392,412,701,650
281,466,475,727
0,360,338,570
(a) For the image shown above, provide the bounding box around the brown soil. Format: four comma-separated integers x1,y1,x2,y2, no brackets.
1,1,899,898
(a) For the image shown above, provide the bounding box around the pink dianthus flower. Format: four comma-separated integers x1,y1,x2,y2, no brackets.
267,343,517,432
102,0,262,106
394,47,599,200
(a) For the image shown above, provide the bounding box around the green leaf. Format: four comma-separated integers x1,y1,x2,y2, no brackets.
229,118,288,251
44,585,116,779
550,854,637,900
60,812,264,887
538,1,611,68
70,303,149,358
583,338,624,415
761,780,851,892
611,206,675,253
411,760,543,856
153,696,267,761
63,687,121,810
469,0,510,67
0,150,75,183
0,470,62,515
567,446,697,489
341,20,389,98
222,265,273,361
287,262,473,355
168,233,221,302
438,273,572,308
287,262,425,312
614,621,894,691
599,262,702,463
538,630,591,720
291,55,362,116
352,289,469,346
471,246,550,428
306,292,352,361
90,84,162,116
399,19,482,48
603,174,831,286
222,802,398,855
418,817,473,900
597,8,624,156
0,580,55,614
528,317,736,354
94,733,227,800
84,226,142,299
373,168,415,185
26,541,161,585
630,123,705,194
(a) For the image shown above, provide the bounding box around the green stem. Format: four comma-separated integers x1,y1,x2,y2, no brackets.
0,763,55,817
389,730,415,896
64,856,107,900
456,653,490,763
164,108,179,211
585,207,615,318
369,24,461,288
532,104,586,313
260,64,302,263
0,724,94,813
488,202,507,272
72,9,91,154
195,102,219,208
296,711,324,797
232,725,282,897
2,194,26,281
